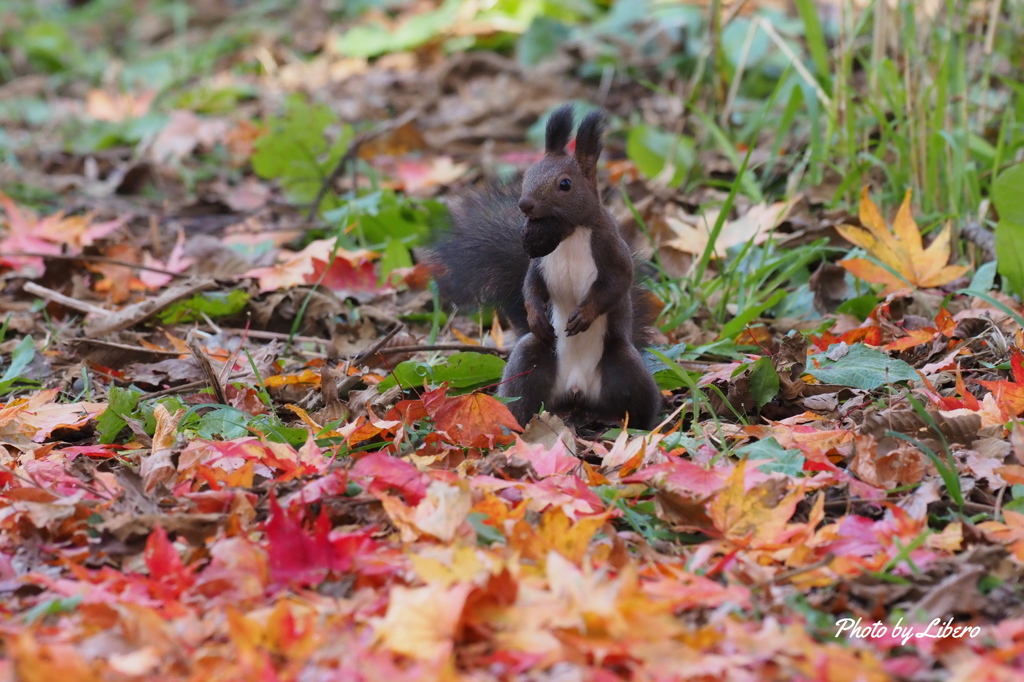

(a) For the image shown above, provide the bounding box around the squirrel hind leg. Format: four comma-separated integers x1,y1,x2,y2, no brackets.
597,345,663,430
498,334,557,427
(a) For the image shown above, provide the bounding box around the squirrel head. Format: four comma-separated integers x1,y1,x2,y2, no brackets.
519,104,607,258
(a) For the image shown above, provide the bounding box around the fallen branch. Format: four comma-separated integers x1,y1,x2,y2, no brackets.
23,282,111,317
3,251,189,278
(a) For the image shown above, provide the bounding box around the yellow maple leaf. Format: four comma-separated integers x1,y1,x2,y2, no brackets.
376,583,472,661
837,187,969,294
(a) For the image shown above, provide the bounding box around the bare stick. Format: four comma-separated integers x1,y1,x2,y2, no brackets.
351,324,404,364
23,282,111,316
3,252,189,278
374,343,508,358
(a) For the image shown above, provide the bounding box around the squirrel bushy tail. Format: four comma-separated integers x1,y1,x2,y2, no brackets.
428,180,661,348
427,180,531,333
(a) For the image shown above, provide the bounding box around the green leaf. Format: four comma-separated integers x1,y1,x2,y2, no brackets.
196,406,251,440
251,96,352,206
379,237,413,285
719,290,786,340
517,16,570,66
356,190,434,243
993,163,1024,296
19,22,77,73
0,335,40,396
158,290,250,325
748,356,780,409
249,414,310,447
336,0,461,58
805,343,918,390
468,512,505,546
736,437,805,476
23,596,82,625
993,163,1024,224
378,352,506,393
625,124,696,187
969,261,997,293
835,294,882,321
97,386,142,444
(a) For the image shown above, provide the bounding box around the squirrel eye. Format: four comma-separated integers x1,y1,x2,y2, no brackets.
559,178,571,191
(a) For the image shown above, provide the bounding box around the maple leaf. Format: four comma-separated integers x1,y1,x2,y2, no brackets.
381,479,473,542
265,493,356,587
0,190,124,276
978,347,1024,418
837,187,969,294
503,437,578,477
244,238,379,293
394,156,469,194
10,631,100,682
86,88,156,121
144,525,194,601
708,460,804,548
928,366,981,411
351,451,428,504
978,509,1024,561
422,386,521,448
376,583,473,661
139,228,194,289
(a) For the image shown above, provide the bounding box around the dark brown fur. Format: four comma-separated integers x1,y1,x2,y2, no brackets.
429,105,663,429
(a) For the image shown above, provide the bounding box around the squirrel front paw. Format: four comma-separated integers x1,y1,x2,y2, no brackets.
527,310,556,347
565,304,596,336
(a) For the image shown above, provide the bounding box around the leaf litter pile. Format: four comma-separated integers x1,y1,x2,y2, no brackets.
2,1,1024,680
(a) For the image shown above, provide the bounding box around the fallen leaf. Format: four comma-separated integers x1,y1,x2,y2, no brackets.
376,583,472,661
423,387,521,448
837,187,969,294
663,196,800,257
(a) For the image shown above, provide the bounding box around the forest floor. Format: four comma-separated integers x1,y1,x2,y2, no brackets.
2,1,1024,680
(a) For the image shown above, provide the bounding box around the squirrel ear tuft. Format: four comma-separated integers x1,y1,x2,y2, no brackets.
545,104,575,154
574,109,605,185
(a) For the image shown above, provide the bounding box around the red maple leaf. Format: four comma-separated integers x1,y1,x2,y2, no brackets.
265,493,344,587
422,386,521,448
351,450,428,505
144,525,194,601
978,348,1024,416
264,493,378,588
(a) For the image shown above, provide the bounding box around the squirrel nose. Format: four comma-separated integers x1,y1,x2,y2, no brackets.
518,197,535,217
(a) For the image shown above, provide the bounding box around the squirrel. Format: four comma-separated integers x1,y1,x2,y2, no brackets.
428,104,663,430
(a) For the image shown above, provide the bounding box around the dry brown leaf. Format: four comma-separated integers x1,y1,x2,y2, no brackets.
662,195,801,257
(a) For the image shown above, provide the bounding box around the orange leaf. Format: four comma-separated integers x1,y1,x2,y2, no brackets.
836,187,970,294
883,328,937,352
708,459,804,548
978,348,1024,417
423,387,521,448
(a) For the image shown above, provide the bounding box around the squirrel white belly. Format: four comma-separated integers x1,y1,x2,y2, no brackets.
540,227,605,401
428,104,663,429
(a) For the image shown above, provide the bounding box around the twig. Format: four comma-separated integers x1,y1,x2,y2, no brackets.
374,343,508,357
23,282,111,316
306,108,420,221
141,373,250,400
2,252,189,278
69,338,183,357
213,326,331,346
186,328,228,406
351,324,403,364
760,552,836,588
85,279,216,338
